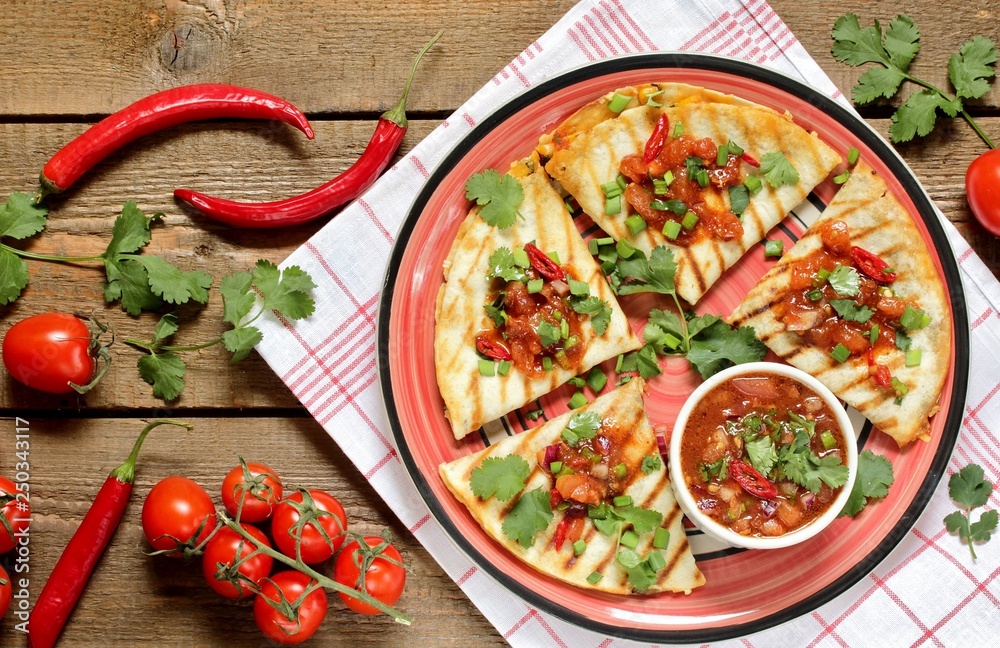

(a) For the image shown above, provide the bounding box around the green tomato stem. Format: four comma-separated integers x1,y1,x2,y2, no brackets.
1,242,103,263
109,419,193,483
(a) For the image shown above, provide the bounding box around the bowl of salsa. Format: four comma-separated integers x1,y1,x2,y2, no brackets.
669,362,857,549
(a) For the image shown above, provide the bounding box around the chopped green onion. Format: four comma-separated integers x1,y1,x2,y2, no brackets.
764,239,784,258
869,323,880,346
830,343,851,363
900,305,930,330
512,249,529,268
527,278,544,294
820,430,838,450
569,279,590,296
619,530,639,549
645,88,665,107
662,170,674,185
616,238,637,259
716,144,729,167
661,332,682,350
652,178,669,195
560,318,570,340
588,238,599,255
807,289,824,301
601,179,623,197
815,268,832,284
498,360,511,376
673,121,684,138
568,376,586,388
744,174,763,194
564,335,580,350
615,354,625,373
587,367,608,393
681,211,699,231
478,359,495,377
549,461,563,474
605,194,622,215
588,504,608,520
568,391,588,409
695,168,710,187
647,550,667,572
833,170,851,184
561,428,579,446
894,396,904,406
542,356,553,371
651,198,686,214
662,220,682,240
587,571,603,584
613,495,633,507
726,140,745,156
847,147,861,165
596,236,615,246
616,174,627,191
548,250,560,264
564,199,576,214
573,540,587,556
607,92,632,114
612,462,627,479
906,348,922,367
891,376,909,395
653,527,670,550
625,215,647,236
581,447,601,463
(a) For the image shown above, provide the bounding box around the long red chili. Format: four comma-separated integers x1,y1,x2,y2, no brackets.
643,114,670,163
39,85,314,197
729,460,778,500
27,419,193,648
174,31,442,228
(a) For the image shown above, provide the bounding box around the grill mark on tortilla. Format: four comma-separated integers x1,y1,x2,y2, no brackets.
729,286,788,328
679,247,706,300
656,535,692,587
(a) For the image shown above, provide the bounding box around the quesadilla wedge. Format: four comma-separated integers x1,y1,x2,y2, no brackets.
545,95,841,305
439,377,704,594
435,163,641,440
727,163,951,447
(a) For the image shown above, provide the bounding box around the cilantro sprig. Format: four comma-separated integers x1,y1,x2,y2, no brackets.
125,260,316,400
944,463,998,560
840,450,894,517
832,14,997,147
470,455,531,502
465,170,524,229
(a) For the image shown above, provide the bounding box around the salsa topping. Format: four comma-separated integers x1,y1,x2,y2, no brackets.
679,372,850,538
477,245,612,378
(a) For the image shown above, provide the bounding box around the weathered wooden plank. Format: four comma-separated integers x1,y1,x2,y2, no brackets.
4,415,504,646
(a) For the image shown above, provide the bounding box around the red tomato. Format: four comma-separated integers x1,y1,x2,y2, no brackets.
0,476,29,554
0,565,11,618
271,490,347,564
2,313,94,394
254,570,328,644
221,461,283,524
202,523,274,599
333,536,406,615
966,148,1000,237
142,476,217,557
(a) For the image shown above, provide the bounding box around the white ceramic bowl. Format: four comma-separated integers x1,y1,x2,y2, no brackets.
669,362,857,550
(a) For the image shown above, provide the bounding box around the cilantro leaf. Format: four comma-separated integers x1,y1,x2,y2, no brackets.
831,14,891,67
617,506,663,535
614,246,677,295
620,344,662,379
830,299,874,323
0,193,48,240
0,250,29,306
949,36,997,100
889,90,956,143
151,312,179,344
470,455,531,502
537,319,560,347
641,454,663,475
760,152,800,188
222,326,264,363
853,66,907,104
616,548,658,592
104,258,164,315
103,201,156,258
134,255,213,306
949,464,992,509
571,295,611,335
565,411,601,441
841,450,895,517
220,271,256,326
686,321,767,379
136,352,187,401
487,247,527,282
970,510,999,543
883,14,920,71
827,265,861,297
465,170,524,229
745,435,778,477
252,260,316,320
502,487,553,548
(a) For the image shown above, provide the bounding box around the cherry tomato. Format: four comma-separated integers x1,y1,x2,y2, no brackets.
966,148,1000,237
0,565,11,618
271,490,347,564
0,476,29,554
254,570,328,644
142,476,217,557
221,461,283,524
202,523,274,599
333,536,406,615
2,313,94,394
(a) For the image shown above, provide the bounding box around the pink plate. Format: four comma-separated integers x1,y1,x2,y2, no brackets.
377,53,969,642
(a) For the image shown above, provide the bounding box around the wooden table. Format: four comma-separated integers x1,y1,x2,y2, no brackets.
1,1,996,645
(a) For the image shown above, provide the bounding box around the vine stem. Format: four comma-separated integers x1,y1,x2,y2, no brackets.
124,337,223,353
903,73,997,149
219,512,413,625
1,242,103,263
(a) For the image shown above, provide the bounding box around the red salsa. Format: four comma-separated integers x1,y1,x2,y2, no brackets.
679,372,849,538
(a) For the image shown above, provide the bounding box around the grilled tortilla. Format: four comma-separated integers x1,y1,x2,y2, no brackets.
727,164,951,447
439,378,704,594
546,94,841,305
435,164,641,440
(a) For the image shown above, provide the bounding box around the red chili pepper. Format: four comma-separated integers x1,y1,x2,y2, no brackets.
851,246,897,283
729,460,778,500
741,153,760,168
549,488,563,510
174,31,442,228
476,336,512,361
643,114,670,163
38,86,314,197
27,420,192,648
552,516,570,550
865,349,893,388
524,243,566,281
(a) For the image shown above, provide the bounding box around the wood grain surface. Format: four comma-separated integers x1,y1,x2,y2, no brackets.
0,0,997,645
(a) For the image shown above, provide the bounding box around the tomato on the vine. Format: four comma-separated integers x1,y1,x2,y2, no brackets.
202,523,274,599
254,570,328,645
142,476,217,557
1,313,95,394
271,490,347,564
333,535,406,615
966,148,1000,237
0,476,29,554
221,461,283,524
0,565,11,619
